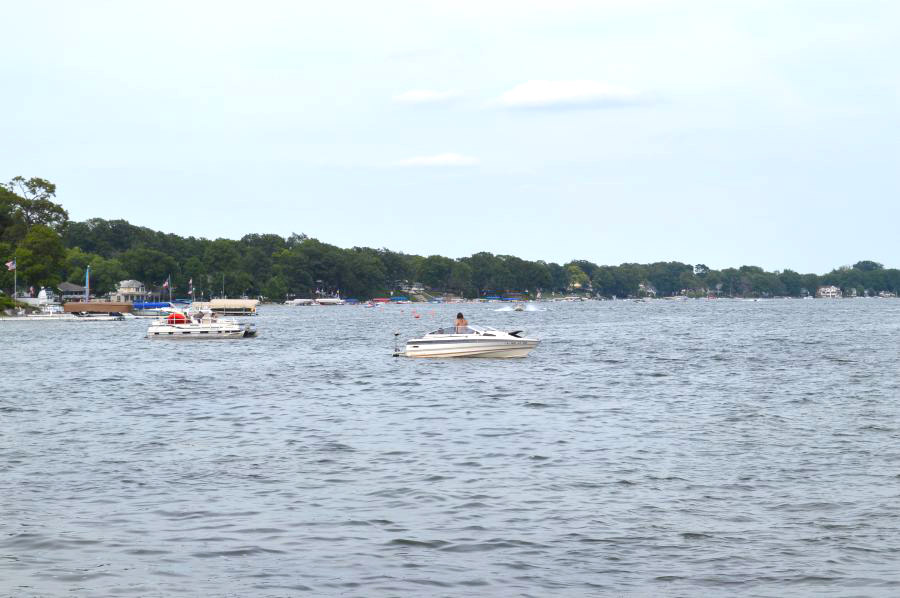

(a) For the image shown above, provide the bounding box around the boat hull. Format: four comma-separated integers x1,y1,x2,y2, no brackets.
147,324,251,339
404,339,539,358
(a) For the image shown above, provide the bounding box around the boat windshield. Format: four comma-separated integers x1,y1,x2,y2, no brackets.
428,324,496,335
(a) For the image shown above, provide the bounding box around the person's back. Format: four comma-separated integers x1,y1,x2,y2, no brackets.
455,312,468,332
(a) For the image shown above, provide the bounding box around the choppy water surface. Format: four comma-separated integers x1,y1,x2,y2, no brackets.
3,300,900,597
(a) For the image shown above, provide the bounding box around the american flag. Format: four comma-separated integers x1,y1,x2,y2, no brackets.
4,259,14,271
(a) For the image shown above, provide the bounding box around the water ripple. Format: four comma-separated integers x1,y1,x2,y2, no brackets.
2,300,900,596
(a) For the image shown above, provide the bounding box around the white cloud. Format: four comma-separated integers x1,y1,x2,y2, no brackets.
393,89,461,104
395,153,478,167
498,80,644,109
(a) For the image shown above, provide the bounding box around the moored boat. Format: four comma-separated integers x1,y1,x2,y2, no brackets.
147,311,256,339
191,299,259,316
132,301,178,317
315,297,345,306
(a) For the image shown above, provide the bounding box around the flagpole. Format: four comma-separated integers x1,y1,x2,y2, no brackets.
168,274,172,303
13,254,16,302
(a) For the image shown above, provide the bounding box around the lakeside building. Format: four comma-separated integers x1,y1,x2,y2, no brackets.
638,282,657,297
114,280,147,303
817,285,842,299
17,287,58,307
568,281,591,292
57,282,86,303
395,280,425,293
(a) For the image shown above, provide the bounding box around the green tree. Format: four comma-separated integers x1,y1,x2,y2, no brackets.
647,262,693,296
64,248,127,295
462,252,501,293
379,249,417,284
448,261,473,295
121,246,178,286
569,260,599,281
2,177,68,232
546,262,568,293
89,257,127,294
339,250,386,298
853,260,883,272
778,269,803,296
16,225,66,288
566,264,590,290
64,247,94,282
203,238,241,274
0,187,24,243
419,255,455,290
800,273,820,296
678,270,701,294
261,276,288,302
272,247,314,295
224,271,254,297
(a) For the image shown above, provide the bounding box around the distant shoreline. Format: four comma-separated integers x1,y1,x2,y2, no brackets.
2,184,899,302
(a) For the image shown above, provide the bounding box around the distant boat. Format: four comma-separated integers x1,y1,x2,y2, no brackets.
132,301,177,317
315,297,345,306
192,298,259,315
285,298,315,306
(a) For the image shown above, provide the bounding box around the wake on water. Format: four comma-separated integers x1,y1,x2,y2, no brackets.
494,304,545,312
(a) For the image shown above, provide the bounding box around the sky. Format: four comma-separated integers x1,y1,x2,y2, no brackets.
2,0,898,273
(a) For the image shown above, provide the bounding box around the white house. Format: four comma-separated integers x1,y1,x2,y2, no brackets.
639,282,657,297
115,280,147,303
817,285,842,299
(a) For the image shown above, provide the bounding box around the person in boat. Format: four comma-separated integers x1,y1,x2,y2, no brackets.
455,312,468,332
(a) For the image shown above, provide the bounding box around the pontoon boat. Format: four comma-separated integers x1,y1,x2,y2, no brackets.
147,311,256,339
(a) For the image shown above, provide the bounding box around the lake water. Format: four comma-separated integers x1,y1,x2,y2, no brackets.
2,300,900,597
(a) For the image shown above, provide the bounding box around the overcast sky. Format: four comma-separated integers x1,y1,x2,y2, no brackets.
2,0,898,272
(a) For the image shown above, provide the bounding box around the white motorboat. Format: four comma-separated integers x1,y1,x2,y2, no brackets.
397,324,539,358
147,311,257,339
315,297,345,306
70,312,126,321
132,301,178,318
285,298,315,306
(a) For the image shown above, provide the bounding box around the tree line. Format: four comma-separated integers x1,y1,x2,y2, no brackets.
2,176,899,301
